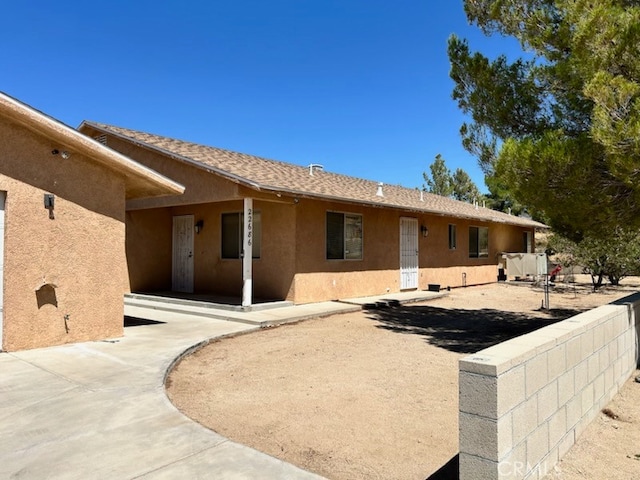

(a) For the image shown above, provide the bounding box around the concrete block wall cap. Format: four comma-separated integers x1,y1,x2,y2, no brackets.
560,317,591,335
570,304,623,325
596,308,630,326
460,355,512,376
536,325,576,344
598,304,630,316
509,332,558,355
475,341,539,372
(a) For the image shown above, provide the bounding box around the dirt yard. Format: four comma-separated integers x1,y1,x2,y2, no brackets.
166,279,640,480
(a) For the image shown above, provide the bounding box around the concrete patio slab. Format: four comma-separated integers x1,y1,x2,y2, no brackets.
124,298,361,327
0,355,78,422
138,441,322,480
341,289,447,307
0,291,441,479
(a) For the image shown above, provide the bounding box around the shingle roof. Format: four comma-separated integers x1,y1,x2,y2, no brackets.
82,121,545,228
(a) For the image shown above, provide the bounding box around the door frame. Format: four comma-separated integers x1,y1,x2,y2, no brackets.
0,192,5,350
399,217,419,290
172,214,194,293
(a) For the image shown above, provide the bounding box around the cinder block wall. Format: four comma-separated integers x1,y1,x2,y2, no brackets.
459,293,640,480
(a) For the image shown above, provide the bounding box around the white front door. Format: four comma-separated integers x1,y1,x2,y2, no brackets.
400,217,419,290
0,192,5,350
172,215,194,293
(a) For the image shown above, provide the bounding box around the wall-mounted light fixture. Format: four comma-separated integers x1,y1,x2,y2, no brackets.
44,193,55,219
420,225,429,237
51,149,70,159
195,219,204,234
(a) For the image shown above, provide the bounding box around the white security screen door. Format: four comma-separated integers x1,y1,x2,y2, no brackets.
400,217,419,290
0,192,5,349
172,215,194,293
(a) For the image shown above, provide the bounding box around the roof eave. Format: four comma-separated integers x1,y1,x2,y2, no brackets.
257,185,545,228
0,96,184,199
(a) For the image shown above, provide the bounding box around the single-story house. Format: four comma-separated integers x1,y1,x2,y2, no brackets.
78,121,545,306
0,93,184,351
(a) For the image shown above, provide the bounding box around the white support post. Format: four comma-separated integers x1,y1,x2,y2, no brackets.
242,198,253,308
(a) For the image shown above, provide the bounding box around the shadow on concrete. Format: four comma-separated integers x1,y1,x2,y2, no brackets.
124,316,166,327
366,304,585,354
425,454,458,480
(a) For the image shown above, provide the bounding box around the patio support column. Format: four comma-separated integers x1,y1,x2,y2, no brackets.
242,197,253,307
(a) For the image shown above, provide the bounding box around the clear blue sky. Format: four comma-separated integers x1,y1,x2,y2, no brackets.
1,1,525,192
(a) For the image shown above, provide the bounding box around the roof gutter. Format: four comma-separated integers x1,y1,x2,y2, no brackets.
255,185,544,227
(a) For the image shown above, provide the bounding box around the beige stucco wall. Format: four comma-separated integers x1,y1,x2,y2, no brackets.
289,199,533,304
125,186,533,304
127,199,297,301
1,117,128,351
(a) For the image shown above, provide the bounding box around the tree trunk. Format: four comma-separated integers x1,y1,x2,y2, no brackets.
591,271,605,290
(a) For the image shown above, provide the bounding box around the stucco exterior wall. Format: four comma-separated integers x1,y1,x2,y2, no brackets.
289,198,533,303
126,190,534,304
127,199,297,301
0,118,128,351
419,218,532,288
125,208,173,292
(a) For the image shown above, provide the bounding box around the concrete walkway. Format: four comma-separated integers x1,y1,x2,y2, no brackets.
0,291,444,479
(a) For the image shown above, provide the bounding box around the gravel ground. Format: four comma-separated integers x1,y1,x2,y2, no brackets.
167,279,640,480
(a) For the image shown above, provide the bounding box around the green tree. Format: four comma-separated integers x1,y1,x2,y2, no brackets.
451,168,482,203
484,174,527,216
423,154,485,203
423,154,453,197
448,0,640,241
548,229,640,289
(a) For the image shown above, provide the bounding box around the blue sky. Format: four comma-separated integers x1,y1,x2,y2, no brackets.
1,1,526,192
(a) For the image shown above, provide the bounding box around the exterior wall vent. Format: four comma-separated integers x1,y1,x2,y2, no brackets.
308,164,324,176
376,182,384,197
94,134,108,146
